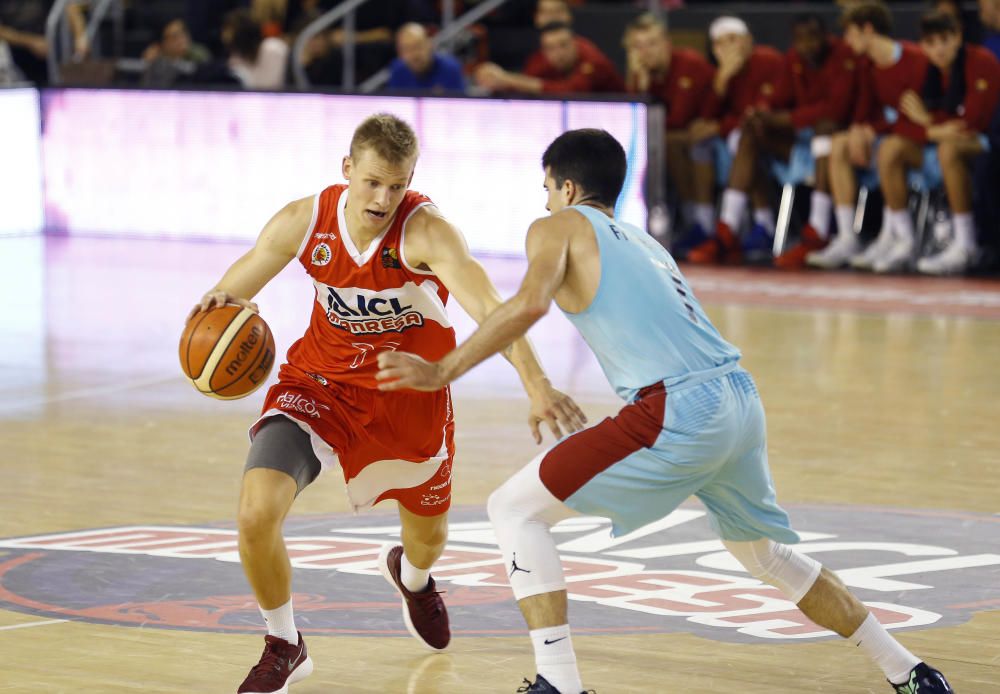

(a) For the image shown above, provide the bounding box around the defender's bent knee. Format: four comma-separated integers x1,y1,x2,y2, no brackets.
723,538,821,603
487,482,519,527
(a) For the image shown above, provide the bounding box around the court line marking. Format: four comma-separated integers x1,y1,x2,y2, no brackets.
0,618,67,631
0,375,180,413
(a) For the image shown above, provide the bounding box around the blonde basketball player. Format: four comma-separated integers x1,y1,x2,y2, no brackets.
188,114,585,694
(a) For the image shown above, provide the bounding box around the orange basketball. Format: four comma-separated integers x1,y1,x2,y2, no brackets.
179,304,276,399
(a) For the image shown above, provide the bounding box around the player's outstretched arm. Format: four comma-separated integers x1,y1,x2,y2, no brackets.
187,196,314,321
378,214,582,440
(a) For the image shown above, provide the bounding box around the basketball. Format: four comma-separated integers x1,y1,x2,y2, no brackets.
179,304,276,399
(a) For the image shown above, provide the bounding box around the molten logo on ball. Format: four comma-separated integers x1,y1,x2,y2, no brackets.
225,325,262,376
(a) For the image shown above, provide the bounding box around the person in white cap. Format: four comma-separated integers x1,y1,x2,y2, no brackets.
687,15,785,265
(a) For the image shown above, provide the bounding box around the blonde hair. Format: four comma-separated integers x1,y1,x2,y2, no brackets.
349,113,419,164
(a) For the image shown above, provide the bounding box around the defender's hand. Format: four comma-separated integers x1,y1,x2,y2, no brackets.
526,383,588,444
187,290,258,322
376,351,446,392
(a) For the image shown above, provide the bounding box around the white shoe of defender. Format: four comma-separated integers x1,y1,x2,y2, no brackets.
805,232,860,269
917,241,977,275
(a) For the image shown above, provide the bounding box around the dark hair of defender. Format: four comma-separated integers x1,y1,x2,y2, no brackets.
542,129,627,209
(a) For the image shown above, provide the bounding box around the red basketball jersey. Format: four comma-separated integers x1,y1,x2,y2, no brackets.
286,184,457,388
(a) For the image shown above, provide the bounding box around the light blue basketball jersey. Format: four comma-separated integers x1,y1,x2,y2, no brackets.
562,205,741,401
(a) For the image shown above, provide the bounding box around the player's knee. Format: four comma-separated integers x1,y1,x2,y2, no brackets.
830,132,849,157
237,496,284,544
486,482,517,527
937,140,961,169
879,136,911,170
723,538,821,604
407,517,448,549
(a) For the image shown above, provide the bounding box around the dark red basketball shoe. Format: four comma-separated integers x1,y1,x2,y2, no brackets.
237,632,312,694
378,544,451,650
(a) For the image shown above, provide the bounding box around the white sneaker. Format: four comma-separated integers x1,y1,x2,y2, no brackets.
917,242,977,275
805,233,860,269
849,228,895,270
872,238,915,273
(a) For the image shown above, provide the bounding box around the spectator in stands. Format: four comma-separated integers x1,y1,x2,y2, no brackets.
143,19,212,65
623,12,717,251
982,0,1000,60
222,8,288,89
474,21,624,95
387,22,464,93
753,14,866,269
878,10,1000,274
808,1,930,273
142,18,214,87
686,16,784,265
0,1,89,85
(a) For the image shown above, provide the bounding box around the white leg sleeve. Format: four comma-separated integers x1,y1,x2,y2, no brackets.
486,453,579,601
723,538,822,604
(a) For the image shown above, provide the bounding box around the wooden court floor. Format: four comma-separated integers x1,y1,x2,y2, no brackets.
0,235,998,693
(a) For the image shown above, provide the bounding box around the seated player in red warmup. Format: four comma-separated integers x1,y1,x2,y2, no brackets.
685,16,785,265
810,1,931,272
475,21,624,95
762,14,866,269
522,0,608,78
881,9,1000,275
188,114,585,694
623,12,719,253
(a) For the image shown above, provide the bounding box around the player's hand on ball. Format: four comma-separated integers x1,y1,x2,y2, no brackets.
187,290,259,322
376,351,445,392
527,382,588,444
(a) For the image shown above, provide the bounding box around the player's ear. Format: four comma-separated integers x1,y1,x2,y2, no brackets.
562,178,577,204
342,156,352,180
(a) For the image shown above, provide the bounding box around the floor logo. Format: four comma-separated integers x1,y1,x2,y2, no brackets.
1,505,997,642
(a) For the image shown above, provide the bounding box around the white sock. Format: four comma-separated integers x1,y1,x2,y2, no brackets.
752,207,775,232
260,598,298,645
850,613,921,685
952,212,976,249
401,552,431,593
808,191,832,238
720,189,748,230
876,206,892,242
693,203,715,232
835,205,855,238
530,625,582,694
888,208,914,244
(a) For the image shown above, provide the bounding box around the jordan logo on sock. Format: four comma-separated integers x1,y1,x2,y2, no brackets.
509,553,531,577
